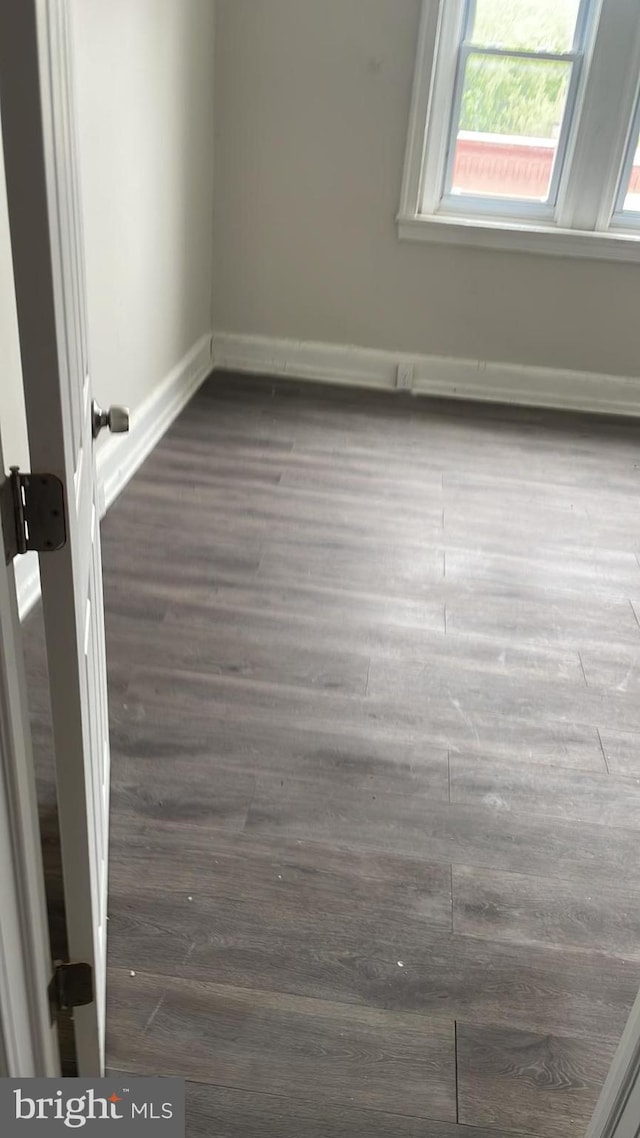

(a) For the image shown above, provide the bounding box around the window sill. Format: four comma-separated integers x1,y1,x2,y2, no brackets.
397,212,640,262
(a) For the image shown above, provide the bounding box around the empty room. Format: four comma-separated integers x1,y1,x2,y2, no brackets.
1,1,640,1137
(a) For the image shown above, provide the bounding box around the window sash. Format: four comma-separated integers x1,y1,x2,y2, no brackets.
463,0,592,54
439,43,584,215
433,0,593,219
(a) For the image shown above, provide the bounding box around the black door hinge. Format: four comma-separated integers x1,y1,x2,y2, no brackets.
0,466,67,565
48,961,94,1022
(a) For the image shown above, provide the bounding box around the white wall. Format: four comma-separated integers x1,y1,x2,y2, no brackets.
212,0,640,379
0,0,216,472
71,0,215,418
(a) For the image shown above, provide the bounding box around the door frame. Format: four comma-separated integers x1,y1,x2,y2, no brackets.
0,0,109,1075
586,987,640,1138
0,473,59,1076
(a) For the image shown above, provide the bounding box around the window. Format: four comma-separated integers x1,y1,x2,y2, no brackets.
611,94,640,225
398,0,640,258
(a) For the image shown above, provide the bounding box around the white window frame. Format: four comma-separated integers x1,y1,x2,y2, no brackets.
398,0,640,260
610,90,640,229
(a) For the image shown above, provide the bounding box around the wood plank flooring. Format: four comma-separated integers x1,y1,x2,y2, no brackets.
23,374,640,1136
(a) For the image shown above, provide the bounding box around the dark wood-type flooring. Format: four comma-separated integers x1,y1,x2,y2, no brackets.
23,374,640,1136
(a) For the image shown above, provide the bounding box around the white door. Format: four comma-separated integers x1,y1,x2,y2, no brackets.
0,453,59,1077
0,0,125,1075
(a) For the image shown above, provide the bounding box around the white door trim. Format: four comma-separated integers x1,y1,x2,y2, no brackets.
587,987,640,1138
0,469,59,1076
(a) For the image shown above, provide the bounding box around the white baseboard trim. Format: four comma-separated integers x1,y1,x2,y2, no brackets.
17,332,212,620
212,331,640,418
97,332,212,516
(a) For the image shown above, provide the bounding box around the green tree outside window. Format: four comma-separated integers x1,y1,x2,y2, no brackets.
461,0,580,137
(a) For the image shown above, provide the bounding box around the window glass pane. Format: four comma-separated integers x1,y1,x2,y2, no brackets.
619,124,640,213
450,53,571,200
470,0,582,53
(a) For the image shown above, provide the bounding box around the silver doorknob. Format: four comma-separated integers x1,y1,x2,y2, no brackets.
92,400,130,439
